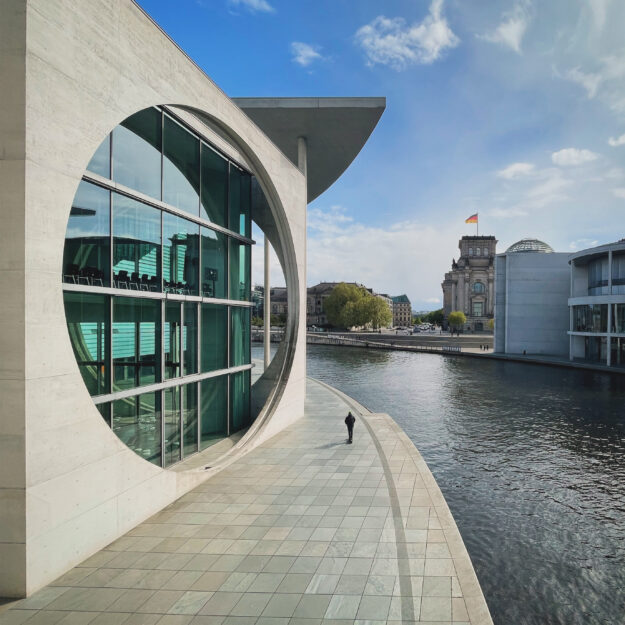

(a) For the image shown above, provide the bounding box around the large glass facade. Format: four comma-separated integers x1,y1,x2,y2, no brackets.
613,304,625,334
63,106,257,468
573,304,608,333
613,253,625,295
588,257,609,295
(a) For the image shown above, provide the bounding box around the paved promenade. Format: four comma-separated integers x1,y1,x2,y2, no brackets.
0,379,492,625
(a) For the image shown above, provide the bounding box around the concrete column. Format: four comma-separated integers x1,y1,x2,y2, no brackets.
607,302,612,367
608,249,613,293
297,136,308,177
451,282,456,310
488,279,494,315
264,240,270,369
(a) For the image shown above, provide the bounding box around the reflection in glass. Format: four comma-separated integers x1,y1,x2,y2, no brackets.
231,307,251,367
97,402,111,426
64,292,109,396
588,257,610,295
201,144,228,226
201,304,228,372
63,181,110,287
200,375,228,449
183,383,198,456
610,337,625,368
163,212,199,295
165,302,181,380
230,370,251,433
613,254,625,295
613,304,625,334
573,304,608,333
163,115,200,215
201,227,227,299
184,303,198,376
163,386,181,467
229,165,251,237
87,134,110,179
113,107,162,199
113,193,161,291
113,392,161,465
229,240,251,301
113,297,160,391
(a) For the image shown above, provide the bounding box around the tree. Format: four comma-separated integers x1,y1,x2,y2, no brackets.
323,283,368,327
362,296,392,329
447,310,467,329
425,309,444,325
251,316,263,327
487,318,494,331
412,316,422,325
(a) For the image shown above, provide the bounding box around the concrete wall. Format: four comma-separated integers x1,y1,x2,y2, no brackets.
494,255,506,352
0,0,308,597
494,253,570,356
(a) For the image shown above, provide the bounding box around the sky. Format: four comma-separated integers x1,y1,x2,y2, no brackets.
137,0,625,311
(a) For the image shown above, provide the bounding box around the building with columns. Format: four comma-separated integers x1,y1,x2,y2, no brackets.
442,235,497,331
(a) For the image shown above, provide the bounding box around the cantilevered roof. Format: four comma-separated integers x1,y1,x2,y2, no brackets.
233,97,386,203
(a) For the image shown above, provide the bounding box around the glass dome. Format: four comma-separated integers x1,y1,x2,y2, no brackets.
506,238,554,253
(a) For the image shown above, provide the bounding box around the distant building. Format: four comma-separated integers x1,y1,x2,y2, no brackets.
494,239,570,355
269,287,288,316
442,235,497,331
391,295,412,326
569,239,625,367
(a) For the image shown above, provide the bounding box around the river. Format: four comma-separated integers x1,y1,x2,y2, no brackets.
255,345,625,625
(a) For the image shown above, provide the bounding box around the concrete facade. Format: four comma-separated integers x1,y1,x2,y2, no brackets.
442,236,497,331
391,295,412,327
494,247,570,356
0,0,383,598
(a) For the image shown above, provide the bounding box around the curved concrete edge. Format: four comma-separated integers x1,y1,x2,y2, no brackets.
310,377,494,625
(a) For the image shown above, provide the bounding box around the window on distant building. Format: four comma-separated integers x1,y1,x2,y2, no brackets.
473,282,485,294
476,247,481,256
469,247,473,256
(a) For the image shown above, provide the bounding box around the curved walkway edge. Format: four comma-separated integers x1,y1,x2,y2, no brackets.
0,377,493,625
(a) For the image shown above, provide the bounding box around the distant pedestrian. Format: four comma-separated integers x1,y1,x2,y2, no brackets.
345,412,356,444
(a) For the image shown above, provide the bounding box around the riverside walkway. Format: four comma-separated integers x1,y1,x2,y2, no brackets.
0,379,492,625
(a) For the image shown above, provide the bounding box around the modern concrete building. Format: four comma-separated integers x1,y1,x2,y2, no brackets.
494,239,570,355
442,235,497,331
569,239,625,367
391,294,412,326
0,0,384,597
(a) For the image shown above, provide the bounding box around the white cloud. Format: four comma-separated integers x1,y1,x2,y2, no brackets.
487,207,529,218
228,0,274,13
290,42,324,67
612,187,625,198
425,297,441,304
563,55,625,113
608,133,625,146
304,205,459,306
480,1,531,54
551,148,599,166
354,0,459,71
588,0,612,32
569,238,599,251
566,67,602,98
497,162,535,179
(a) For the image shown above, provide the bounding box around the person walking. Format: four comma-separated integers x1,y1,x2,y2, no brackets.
345,411,356,444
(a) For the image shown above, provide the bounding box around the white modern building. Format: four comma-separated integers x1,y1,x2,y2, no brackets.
569,239,625,367
0,0,384,597
494,239,570,355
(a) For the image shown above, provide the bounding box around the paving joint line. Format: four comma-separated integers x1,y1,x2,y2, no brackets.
308,377,415,622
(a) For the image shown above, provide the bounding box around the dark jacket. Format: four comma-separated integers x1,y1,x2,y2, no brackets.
345,414,356,427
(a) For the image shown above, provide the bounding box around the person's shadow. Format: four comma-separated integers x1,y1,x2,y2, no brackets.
315,440,348,449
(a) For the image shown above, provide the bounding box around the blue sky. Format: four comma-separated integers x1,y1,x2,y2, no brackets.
138,0,625,310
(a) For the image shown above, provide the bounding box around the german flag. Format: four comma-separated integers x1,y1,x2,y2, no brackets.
465,213,478,224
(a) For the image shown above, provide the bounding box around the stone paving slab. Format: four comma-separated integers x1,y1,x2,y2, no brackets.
0,378,492,625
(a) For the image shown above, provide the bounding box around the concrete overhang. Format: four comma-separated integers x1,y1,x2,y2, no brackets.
232,97,386,203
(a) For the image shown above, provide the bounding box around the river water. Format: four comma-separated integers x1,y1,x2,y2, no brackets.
256,345,625,625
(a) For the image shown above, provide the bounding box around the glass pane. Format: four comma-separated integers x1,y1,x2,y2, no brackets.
63,181,110,287
201,144,228,226
200,304,228,372
87,134,111,178
113,107,162,199
201,227,227,299
64,292,109,396
165,302,181,380
200,375,228,449
112,391,161,466
163,115,200,215
113,193,161,291
184,303,198,376
163,386,181,467
163,212,200,295
97,403,111,427
229,166,251,237
112,297,160,391
229,240,251,301
230,307,250,367
230,370,251,433
183,382,198,456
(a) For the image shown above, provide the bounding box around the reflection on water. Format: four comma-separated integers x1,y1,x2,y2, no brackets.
294,345,625,625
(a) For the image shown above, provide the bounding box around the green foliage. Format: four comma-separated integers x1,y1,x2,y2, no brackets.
323,283,392,329
448,310,467,328
487,318,495,330
412,316,422,325
251,316,263,327
424,308,444,325
271,313,287,326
